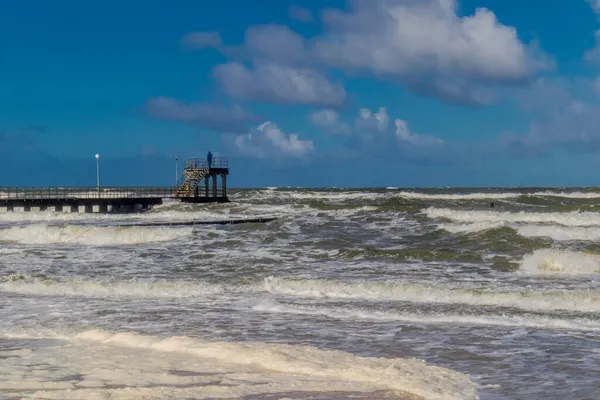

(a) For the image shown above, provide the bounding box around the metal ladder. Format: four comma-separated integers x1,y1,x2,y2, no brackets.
175,168,208,197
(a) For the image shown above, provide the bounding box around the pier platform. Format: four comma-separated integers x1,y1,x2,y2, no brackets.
0,157,230,213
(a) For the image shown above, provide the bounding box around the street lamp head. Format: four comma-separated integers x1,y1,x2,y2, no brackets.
95,154,100,159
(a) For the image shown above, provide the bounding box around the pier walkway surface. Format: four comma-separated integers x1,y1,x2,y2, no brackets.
0,157,229,213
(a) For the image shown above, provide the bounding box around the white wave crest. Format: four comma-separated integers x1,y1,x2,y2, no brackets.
439,222,600,243
75,329,477,400
0,329,477,400
0,224,191,245
516,225,600,241
398,192,521,200
519,249,600,276
438,222,505,233
531,191,600,198
425,207,600,227
253,300,600,332
0,275,224,298
263,276,600,313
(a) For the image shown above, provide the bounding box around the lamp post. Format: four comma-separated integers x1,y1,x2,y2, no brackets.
175,155,179,187
95,154,100,194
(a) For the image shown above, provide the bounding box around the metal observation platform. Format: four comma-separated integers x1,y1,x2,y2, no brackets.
0,157,229,214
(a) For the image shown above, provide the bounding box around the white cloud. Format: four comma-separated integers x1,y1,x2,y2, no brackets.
313,0,547,105
351,106,444,149
241,25,310,65
395,119,443,146
355,107,390,132
145,97,255,132
310,109,350,134
588,0,600,15
504,78,600,155
234,121,314,159
289,5,315,23
213,62,346,107
180,31,222,50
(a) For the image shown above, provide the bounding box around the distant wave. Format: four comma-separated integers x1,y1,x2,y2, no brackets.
263,276,600,312
425,207,600,227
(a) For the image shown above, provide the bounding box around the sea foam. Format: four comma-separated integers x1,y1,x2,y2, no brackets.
0,329,478,400
0,224,191,245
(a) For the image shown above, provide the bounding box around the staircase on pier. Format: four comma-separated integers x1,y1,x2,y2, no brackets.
174,157,229,202
175,167,208,197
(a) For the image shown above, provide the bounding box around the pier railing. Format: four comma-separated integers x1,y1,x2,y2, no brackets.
185,157,228,169
0,187,177,200
0,186,228,200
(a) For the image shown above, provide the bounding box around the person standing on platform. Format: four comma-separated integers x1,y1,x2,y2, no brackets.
207,151,213,169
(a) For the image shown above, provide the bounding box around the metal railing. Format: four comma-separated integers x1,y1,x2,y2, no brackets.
0,186,228,200
0,187,175,200
185,157,228,169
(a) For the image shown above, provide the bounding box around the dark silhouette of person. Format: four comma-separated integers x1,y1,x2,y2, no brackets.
207,151,213,169
490,202,495,208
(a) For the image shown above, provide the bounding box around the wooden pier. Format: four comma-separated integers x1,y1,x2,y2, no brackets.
0,157,229,213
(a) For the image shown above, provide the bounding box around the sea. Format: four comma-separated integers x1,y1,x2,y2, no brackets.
1,187,600,400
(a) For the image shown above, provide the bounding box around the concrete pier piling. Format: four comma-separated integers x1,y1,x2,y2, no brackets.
0,157,230,214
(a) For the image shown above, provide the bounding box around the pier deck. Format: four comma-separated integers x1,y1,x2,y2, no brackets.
0,157,230,213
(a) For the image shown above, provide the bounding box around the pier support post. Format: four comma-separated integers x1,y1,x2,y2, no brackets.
205,176,209,198
54,205,63,212
212,173,217,197
221,173,227,198
92,204,108,213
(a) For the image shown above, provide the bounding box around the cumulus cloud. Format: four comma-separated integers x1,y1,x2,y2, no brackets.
585,30,600,63
588,0,600,15
310,109,350,134
350,106,444,152
504,78,600,155
355,107,390,133
224,24,311,65
180,31,222,50
289,5,315,23
233,121,314,159
213,62,346,107
313,0,547,105
394,119,444,146
180,1,548,107
145,97,256,133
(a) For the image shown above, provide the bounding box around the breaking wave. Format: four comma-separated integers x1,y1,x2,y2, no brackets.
48,329,475,400
263,277,600,312
253,300,600,332
519,249,600,276
0,274,225,298
426,207,600,227
0,224,191,245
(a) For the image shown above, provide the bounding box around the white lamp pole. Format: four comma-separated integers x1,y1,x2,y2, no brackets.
95,154,100,193
175,155,179,187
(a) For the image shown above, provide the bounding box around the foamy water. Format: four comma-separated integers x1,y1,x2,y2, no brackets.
0,224,192,246
2,188,600,400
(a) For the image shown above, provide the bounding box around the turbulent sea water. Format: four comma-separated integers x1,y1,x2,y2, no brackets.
1,187,600,399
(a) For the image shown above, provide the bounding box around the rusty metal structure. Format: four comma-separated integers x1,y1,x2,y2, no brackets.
175,157,228,201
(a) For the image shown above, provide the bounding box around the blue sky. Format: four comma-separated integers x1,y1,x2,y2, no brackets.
3,0,600,187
